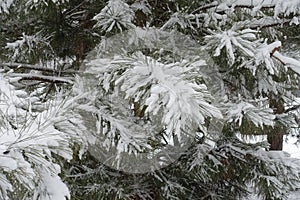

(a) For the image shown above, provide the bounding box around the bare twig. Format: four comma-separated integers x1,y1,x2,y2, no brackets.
0,62,81,74
268,45,286,65
8,73,74,84
249,19,291,29
272,54,286,65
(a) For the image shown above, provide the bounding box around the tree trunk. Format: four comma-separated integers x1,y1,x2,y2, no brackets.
267,126,284,150
267,95,285,150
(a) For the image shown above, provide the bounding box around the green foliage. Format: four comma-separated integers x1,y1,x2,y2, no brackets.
1,0,300,199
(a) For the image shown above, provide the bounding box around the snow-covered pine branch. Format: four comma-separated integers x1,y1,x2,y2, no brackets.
0,62,79,74
0,0,13,13
2,1,300,199
0,71,32,125
131,0,151,15
225,100,275,128
25,0,69,9
93,0,135,33
173,0,300,34
5,32,54,63
205,27,257,65
198,0,300,17
161,11,197,31
85,52,222,145
272,51,300,75
7,73,73,84
207,138,300,199
0,71,89,199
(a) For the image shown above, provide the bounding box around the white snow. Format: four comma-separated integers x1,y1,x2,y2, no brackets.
237,134,300,199
273,51,300,74
237,133,300,159
33,166,70,200
254,40,281,75
283,135,300,159
288,189,300,200
0,0,13,13
220,0,300,17
205,28,257,65
93,0,135,32
8,72,74,83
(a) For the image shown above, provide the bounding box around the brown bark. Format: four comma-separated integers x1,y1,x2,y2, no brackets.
133,101,147,118
267,95,285,150
267,126,284,150
134,10,148,27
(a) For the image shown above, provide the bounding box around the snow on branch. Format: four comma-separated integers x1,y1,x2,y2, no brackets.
5,32,54,62
0,81,79,199
226,100,275,128
197,0,300,17
253,40,282,75
8,73,74,84
0,84,88,199
272,51,300,75
205,28,257,65
125,54,221,137
86,52,222,144
246,18,292,29
0,73,27,118
0,62,79,74
194,0,274,13
253,40,300,75
239,39,300,78
93,0,135,32
190,0,300,30
95,103,152,155
0,0,14,13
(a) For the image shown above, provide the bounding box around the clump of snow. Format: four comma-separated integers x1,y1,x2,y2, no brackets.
254,40,281,75
226,100,275,127
205,28,257,65
93,0,135,32
0,0,13,13
273,51,300,74
33,166,70,200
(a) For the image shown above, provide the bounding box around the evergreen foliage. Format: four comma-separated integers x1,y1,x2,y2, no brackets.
1,0,300,199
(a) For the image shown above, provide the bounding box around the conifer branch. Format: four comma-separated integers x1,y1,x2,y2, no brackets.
0,62,80,74
8,73,74,84
193,1,275,13
284,105,300,113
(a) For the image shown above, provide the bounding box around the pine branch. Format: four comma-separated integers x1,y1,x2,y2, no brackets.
193,1,275,13
249,19,291,29
0,62,80,74
270,48,300,74
271,54,286,65
284,105,300,113
192,1,219,13
8,73,74,84
63,0,89,17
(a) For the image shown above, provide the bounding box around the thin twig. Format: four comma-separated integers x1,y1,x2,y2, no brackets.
8,73,74,84
0,62,81,74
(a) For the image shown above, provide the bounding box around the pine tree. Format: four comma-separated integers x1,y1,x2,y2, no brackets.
1,0,300,199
